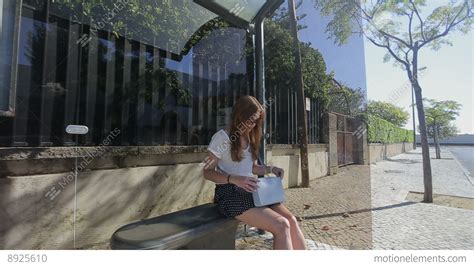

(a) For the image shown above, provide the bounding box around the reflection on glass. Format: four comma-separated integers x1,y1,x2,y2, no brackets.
208,0,267,21
50,0,219,56
0,0,18,113
0,0,253,147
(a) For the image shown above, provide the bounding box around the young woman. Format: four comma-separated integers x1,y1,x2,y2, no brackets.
203,95,307,250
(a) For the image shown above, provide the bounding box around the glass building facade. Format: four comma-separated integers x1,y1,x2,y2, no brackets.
0,0,259,147
0,0,371,250
0,0,330,148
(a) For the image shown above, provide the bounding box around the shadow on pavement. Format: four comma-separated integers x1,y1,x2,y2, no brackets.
386,158,420,164
302,201,418,220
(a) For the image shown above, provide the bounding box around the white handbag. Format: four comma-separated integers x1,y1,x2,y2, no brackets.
252,176,285,207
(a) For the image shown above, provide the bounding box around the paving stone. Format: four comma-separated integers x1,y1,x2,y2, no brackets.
237,147,474,250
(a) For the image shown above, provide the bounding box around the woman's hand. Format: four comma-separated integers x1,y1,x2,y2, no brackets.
230,175,260,193
272,166,284,179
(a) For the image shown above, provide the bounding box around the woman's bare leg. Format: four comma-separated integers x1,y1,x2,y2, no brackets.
236,207,293,250
270,203,307,250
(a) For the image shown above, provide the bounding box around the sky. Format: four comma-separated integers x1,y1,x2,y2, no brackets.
365,24,473,134
364,1,473,134
298,0,473,134
299,1,368,92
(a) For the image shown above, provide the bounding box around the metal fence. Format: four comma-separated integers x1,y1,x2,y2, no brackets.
266,84,321,145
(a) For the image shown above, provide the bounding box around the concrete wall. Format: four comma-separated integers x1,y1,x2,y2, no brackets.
0,144,328,249
368,142,413,164
267,144,328,188
0,163,214,249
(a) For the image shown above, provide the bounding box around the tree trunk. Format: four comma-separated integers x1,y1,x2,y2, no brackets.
434,123,441,159
412,45,433,203
288,0,310,188
413,81,433,203
411,84,417,150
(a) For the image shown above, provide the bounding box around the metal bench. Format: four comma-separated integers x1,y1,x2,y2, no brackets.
111,155,269,249
110,203,239,250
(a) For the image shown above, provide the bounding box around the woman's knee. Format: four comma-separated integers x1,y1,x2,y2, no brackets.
272,204,298,225
286,215,299,227
270,216,291,235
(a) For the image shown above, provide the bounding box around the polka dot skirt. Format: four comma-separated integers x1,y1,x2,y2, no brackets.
213,184,255,218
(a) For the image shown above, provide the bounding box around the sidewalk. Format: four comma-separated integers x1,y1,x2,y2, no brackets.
237,164,373,250
370,148,474,249
236,147,474,250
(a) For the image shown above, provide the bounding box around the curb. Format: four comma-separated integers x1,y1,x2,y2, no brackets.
448,149,474,186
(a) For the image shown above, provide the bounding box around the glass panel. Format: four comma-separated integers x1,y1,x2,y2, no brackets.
260,0,373,250
0,0,19,114
0,0,253,147
264,1,368,144
208,0,267,21
0,0,259,250
49,0,219,56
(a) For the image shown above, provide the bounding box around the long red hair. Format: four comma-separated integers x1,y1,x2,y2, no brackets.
228,96,266,162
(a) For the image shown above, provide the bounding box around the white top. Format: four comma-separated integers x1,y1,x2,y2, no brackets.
207,129,255,179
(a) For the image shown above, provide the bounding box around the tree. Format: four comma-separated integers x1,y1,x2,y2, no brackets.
288,0,310,188
264,6,333,113
423,99,461,159
313,0,473,203
264,20,297,90
264,8,334,145
368,100,409,127
53,0,219,54
300,43,333,112
328,79,366,116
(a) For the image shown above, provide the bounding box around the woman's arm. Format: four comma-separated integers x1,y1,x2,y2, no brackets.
203,152,232,184
203,168,233,184
252,160,285,178
203,152,259,192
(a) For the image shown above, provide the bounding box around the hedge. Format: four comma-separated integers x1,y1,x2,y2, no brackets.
367,114,414,144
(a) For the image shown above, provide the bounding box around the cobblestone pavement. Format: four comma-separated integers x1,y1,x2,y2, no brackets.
235,224,343,250
237,164,373,250
371,148,474,249
237,147,474,250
